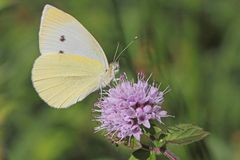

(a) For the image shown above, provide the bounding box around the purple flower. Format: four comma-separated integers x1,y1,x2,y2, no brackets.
94,73,168,143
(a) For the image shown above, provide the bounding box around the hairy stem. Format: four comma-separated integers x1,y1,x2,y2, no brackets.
162,150,179,160
153,147,179,160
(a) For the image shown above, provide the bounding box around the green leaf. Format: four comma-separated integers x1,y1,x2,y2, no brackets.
132,149,150,160
153,138,166,148
140,134,153,147
148,152,156,160
151,121,169,135
128,137,142,150
129,155,138,160
165,124,209,145
145,124,156,135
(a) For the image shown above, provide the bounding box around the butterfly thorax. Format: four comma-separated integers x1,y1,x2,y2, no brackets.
100,62,119,88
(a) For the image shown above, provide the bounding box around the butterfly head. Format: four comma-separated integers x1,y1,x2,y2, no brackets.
101,62,119,88
109,62,119,74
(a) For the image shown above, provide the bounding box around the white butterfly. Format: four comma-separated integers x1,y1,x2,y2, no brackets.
32,4,119,108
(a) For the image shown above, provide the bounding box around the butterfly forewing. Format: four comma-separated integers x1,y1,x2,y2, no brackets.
32,54,105,108
39,4,109,69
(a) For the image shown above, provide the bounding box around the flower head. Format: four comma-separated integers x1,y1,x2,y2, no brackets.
94,73,168,143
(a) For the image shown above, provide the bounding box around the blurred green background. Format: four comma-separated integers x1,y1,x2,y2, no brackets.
0,0,240,159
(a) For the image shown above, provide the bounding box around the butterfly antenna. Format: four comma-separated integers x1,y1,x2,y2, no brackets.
113,42,120,62
115,36,138,61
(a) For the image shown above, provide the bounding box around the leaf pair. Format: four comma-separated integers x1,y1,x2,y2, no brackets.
130,123,209,160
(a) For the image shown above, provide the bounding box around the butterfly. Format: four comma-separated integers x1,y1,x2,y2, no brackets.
31,4,120,108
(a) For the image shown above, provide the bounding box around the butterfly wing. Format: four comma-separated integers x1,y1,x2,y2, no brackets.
32,54,105,108
32,4,111,108
39,4,109,69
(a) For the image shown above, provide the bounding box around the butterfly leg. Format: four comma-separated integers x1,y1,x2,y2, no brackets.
112,78,118,84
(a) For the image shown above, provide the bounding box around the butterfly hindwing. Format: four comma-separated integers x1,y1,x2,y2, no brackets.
32,54,105,108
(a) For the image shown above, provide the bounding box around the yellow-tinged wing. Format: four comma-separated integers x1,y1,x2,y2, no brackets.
32,53,105,108
39,4,109,69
